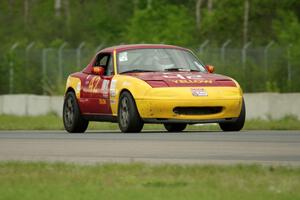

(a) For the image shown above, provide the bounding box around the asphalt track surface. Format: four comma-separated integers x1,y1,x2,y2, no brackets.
0,130,299,165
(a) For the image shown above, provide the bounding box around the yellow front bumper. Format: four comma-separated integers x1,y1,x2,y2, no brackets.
135,87,243,122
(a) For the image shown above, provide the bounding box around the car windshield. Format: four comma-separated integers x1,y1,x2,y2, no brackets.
117,48,206,74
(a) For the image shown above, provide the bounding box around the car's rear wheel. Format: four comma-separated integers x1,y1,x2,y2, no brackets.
219,98,246,132
164,123,187,132
118,91,144,133
63,91,89,133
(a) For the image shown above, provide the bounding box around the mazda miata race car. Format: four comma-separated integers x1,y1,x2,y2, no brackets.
63,44,245,133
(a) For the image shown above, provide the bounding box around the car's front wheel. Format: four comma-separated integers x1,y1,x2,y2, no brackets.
118,91,144,133
219,98,246,132
63,91,89,133
164,123,187,132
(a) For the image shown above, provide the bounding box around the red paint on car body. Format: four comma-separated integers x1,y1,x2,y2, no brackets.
124,71,236,87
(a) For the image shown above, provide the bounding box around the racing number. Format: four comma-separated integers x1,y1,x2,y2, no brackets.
88,76,101,93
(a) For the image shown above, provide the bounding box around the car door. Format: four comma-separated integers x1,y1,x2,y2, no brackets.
81,53,114,115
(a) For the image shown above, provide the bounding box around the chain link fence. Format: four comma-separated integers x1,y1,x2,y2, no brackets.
0,44,299,95
197,45,298,93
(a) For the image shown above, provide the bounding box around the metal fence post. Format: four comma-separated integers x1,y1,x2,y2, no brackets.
25,42,35,58
199,40,209,54
26,42,35,68
9,42,19,94
263,41,274,73
76,42,85,70
58,42,67,84
25,42,35,92
242,42,251,70
221,39,231,62
287,44,292,86
42,48,49,95
95,43,105,54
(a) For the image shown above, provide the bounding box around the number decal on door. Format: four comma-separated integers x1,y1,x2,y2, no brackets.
88,76,101,93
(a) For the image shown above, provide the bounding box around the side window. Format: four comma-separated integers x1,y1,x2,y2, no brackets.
93,53,113,76
106,56,113,76
100,56,108,66
94,54,109,67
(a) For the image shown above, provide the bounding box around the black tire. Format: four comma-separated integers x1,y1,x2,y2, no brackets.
219,98,246,132
164,123,187,132
63,91,89,133
118,91,144,133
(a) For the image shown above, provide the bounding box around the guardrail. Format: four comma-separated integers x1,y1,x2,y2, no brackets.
0,93,299,120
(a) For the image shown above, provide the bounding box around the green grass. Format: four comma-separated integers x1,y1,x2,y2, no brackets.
0,162,299,200
0,114,300,131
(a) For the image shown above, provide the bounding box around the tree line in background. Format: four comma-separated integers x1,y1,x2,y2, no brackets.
0,0,300,94
0,0,300,48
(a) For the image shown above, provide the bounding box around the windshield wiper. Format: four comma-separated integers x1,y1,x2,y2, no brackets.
164,68,200,72
119,69,157,74
164,67,184,71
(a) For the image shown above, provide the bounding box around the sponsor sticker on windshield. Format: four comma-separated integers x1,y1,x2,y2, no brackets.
119,52,128,62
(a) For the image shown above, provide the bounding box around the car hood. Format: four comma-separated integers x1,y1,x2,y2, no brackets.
124,71,236,87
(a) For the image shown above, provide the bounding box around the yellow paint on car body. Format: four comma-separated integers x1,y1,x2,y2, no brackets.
110,74,243,120
65,76,81,99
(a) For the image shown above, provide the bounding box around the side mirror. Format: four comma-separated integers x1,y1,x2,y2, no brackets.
205,65,214,73
92,66,105,76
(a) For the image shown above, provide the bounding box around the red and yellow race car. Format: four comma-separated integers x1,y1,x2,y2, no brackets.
63,44,245,133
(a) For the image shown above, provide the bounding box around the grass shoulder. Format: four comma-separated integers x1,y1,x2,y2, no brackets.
0,161,299,200
0,114,299,131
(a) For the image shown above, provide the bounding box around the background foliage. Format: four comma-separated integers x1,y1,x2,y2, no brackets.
0,0,300,94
